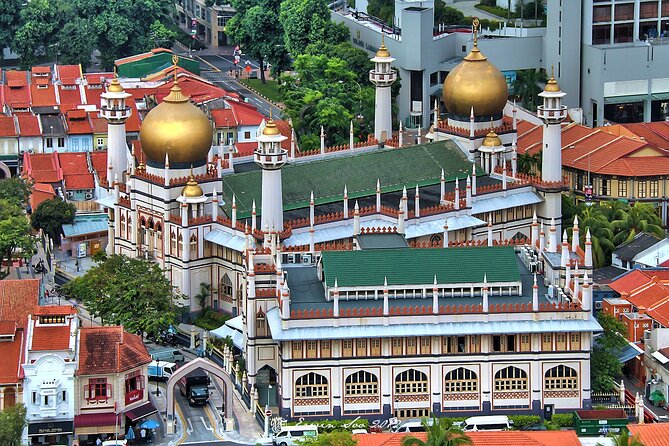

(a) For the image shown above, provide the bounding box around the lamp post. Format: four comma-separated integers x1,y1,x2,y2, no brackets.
155,358,161,396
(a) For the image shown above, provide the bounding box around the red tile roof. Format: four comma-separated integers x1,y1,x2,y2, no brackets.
16,114,41,136
0,328,24,385
77,326,151,375
58,152,89,174
84,86,105,108
31,325,71,351
0,279,40,326
90,151,108,185
33,305,77,316
64,173,95,190
0,320,17,335
58,86,83,107
605,122,669,149
3,70,31,107
231,101,264,126
0,115,17,137
23,152,63,184
31,66,51,75
609,269,669,326
29,84,57,107
29,183,55,211
212,108,237,127
628,423,669,446
65,109,93,134
89,114,108,134
84,73,113,85
57,65,82,85
354,431,581,446
235,141,257,157
125,97,141,132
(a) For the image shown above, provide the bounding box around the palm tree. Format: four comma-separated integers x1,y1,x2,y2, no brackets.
579,205,615,268
611,202,665,246
401,417,472,446
600,200,629,222
602,430,646,446
512,69,547,111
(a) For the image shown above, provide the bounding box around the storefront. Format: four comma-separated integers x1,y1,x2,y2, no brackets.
28,420,74,445
604,95,646,123
73,413,120,446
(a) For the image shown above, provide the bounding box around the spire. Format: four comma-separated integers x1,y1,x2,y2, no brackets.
482,273,489,313
440,169,446,205
572,215,580,252
532,273,539,311
432,274,439,315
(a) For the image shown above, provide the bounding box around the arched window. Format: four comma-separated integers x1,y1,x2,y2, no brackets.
220,274,233,302
444,367,478,393
544,365,578,391
256,309,266,337
494,366,528,391
345,371,379,396
395,369,428,394
295,373,328,398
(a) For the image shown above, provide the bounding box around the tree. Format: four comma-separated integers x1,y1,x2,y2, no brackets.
56,17,98,68
61,254,179,337
512,69,547,111
611,202,664,246
604,431,646,446
0,199,36,279
435,2,465,25
12,0,67,69
591,313,628,393
146,19,177,50
0,0,22,60
402,417,472,446
367,0,394,25
30,198,76,246
577,204,615,268
0,403,27,446
279,0,331,56
0,176,32,208
302,430,357,446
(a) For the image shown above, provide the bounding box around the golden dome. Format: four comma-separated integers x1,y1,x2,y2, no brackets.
376,34,391,58
482,129,502,147
139,83,213,165
442,19,508,117
108,77,124,93
262,118,281,136
544,75,561,92
182,174,203,197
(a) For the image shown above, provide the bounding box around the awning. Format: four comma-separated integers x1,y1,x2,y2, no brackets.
604,94,648,105
74,412,118,428
652,350,669,365
211,322,245,350
204,229,246,252
95,194,115,209
124,401,157,422
28,420,74,436
618,343,644,363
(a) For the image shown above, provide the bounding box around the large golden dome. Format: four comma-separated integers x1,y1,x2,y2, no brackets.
139,82,213,165
442,21,508,118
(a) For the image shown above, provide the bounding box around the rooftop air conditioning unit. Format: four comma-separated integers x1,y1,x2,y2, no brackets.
594,301,603,310
286,254,295,264
85,193,93,199
301,253,312,264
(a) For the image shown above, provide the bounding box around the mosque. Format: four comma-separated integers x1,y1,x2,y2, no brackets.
100,23,600,420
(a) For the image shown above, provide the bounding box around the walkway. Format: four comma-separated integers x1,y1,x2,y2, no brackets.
622,376,669,422
448,0,506,21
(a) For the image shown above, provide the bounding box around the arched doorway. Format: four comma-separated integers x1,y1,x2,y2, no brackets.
257,364,277,407
165,358,234,435
0,162,10,179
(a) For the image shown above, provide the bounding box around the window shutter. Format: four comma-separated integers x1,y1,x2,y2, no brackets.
106,383,112,398
84,385,90,400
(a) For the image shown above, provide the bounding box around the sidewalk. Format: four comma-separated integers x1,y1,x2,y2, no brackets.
623,376,669,421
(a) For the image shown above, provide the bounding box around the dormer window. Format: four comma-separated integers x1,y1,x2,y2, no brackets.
39,315,66,324
37,84,48,89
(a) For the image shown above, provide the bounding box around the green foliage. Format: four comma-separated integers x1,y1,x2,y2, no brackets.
366,0,394,25
30,198,75,246
0,195,37,279
515,1,546,22
0,176,32,208
512,69,547,111
61,254,179,337
402,417,472,446
279,0,331,56
56,17,97,68
301,430,357,446
240,78,281,103
0,0,22,60
611,203,664,246
475,3,511,19
194,307,230,330
549,413,574,428
146,19,178,50
0,403,27,446
195,282,211,309
607,430,646,446
591,313,628,392
507,415,541,429
436,3,465,24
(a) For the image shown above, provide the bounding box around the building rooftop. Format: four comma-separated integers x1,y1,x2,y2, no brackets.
357,233,409,249
354,431,582,446
62,213,110,238
77,326,151,375
31,325,71,351
614,232,662,262
0,279,40,326
628,422,669,446
0,328,24,385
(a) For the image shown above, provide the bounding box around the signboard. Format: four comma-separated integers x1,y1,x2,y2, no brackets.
502,70,517,92
245,65,251,73
125,389,143,405
77,242,87,258
28,421,74,436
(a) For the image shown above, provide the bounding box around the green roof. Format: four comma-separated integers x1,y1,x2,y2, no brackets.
321,246,520,287
220,141,479,218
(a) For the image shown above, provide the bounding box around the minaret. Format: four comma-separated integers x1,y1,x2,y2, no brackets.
254,115,288,232
537,69,567,233
370,34,397,142
100,69,132,187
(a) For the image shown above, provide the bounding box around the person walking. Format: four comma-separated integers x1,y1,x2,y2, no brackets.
140,428,147,444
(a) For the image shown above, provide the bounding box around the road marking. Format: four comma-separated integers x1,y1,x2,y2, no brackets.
174,399,189,445
195,56,221,72
204,403,227,441
200,416,213,432
187,417,194,434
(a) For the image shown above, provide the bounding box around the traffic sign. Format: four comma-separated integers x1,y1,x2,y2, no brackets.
245,65,251,73
265,409,272,417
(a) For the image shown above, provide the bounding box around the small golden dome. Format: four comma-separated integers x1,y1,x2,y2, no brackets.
262,118,281,136
108,77,124,93
544,75,561,92
376,34,391,58
442,19,508,117
482,130,502,147
182,175,204,197
139,82,213,165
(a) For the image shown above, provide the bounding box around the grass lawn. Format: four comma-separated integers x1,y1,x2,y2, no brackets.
240,78,281,103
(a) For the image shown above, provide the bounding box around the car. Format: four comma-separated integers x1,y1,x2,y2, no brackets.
102,440,128,446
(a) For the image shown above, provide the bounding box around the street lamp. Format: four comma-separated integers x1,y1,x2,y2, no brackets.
155,358,161,396
267,384,272,406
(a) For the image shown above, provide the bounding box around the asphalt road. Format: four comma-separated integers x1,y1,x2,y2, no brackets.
195,54,283,118
175,383,222,443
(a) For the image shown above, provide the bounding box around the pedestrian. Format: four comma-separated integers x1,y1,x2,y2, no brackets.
140,428,147,443
45,289,49,300
96,437,102,446
75,259,80,272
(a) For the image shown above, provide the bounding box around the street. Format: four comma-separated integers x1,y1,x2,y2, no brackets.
194,54,283,118
173,382,224,444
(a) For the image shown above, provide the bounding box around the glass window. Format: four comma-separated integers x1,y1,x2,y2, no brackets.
392,338,402,355
542,333,553,351
444,368,478,393
614,23,634,43
601,178,610,196
663,0,669,16
370,338,381,356
356,339,367,356
614,3,635,21
570,333,581,349
650,180,659,198
58,137,65,147
295,373,328,398
345,371,379,396
395,369,428,394
420,337,431,354
641,1,659,18
46,137,53,148
619,179,627,197
321,340,331,358
343,339,353,357
429,72,438,87
406,337,417,355
520,334,531,352
292,341,303,358
638,180,647,198
593,5,612,22
494,367,528,391
306,340,317,358
470,335,480,353
544,365,578,390
556,333,567,351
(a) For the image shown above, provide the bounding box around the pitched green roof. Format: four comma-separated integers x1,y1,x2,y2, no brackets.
321,246,520,287
220,141,479,218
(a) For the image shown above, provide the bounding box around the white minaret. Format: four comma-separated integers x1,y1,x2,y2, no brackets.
370,34,397,142
254,117,288,232
537,70,567,233
100,72,132,187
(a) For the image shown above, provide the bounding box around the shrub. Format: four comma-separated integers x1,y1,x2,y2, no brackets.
508,415,541,429
551,413,574,428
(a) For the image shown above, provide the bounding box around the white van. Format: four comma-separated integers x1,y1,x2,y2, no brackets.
272,425,318,446
458,415,512,432
392,418,433,433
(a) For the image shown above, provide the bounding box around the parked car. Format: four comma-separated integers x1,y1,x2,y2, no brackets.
148,347,184,363
271,425,318,446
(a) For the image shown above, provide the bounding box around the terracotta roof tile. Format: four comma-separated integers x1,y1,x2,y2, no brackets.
31,325,71,351
0,279,40,326
90,151,108,176
64,173,95,190
84,73,113,85
31,66,51,75
29,183,55,210
58,87,83,106
0,115,17,137
4,70,31,107
125,97,141,132
65,110,93,134
617,122,669,148
234,141,257,157
0,328,24,384
274,119,292,151
16,114,41,136
58,152,89,174
57,65,82,85
211,108,237,127
84,86,105,107
354,431,581,446
29,84,57,107
33,305,77,316
77,326,151,375
628,423,669,446
231,101,264,126
89,114,108,134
